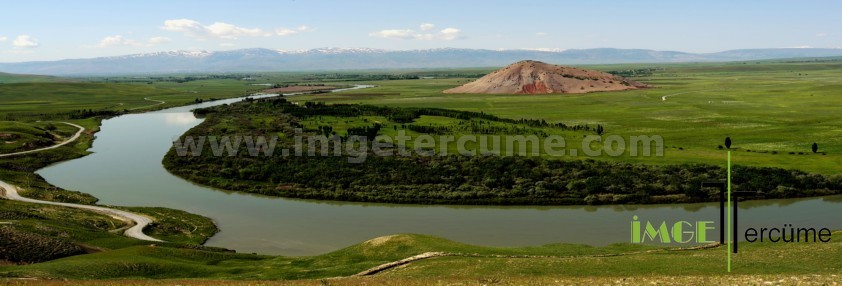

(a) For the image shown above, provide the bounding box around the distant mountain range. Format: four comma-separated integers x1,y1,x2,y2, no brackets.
2,47,842,75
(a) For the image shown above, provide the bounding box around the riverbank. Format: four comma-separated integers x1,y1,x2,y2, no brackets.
0,86,268,264
2,85,377,255
0,114,218,264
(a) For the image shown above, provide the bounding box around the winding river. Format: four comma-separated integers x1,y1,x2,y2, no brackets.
36,87,842,256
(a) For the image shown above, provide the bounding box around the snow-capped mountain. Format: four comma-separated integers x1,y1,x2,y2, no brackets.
270,47,387,55
112,50,213,59
2,47,842,75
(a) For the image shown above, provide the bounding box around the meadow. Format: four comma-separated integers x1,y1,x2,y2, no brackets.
289,60,842,174
0,81,261,121
1,232,840,281
0,121,79,153
2,60,842,282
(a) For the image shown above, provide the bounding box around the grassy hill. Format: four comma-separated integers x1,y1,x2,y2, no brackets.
1,232,839,282
0,72,70,84
0,121,81,154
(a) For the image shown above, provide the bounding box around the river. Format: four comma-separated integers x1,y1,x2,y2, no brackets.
36,86,842,256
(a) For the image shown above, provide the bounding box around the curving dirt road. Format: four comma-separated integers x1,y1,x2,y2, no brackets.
0,122,85,158
0,180,162,242
128,97,166,111
0,121,162,242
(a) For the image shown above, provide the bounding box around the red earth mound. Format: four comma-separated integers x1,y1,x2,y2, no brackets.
443,60,648,94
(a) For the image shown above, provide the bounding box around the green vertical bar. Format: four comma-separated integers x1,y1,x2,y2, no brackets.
725,151,736,272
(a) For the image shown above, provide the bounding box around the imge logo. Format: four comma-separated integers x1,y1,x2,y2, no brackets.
630,215,715,244
629,152,831,273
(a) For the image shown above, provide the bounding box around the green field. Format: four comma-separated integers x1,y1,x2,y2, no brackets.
2,232,840,282
0,81,260,122
2,61,842,282
0,121,79,153
0,199,219,260
291,60,842,174
0,72,69,84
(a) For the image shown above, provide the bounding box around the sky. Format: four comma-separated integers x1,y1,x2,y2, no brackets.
1,0,840,62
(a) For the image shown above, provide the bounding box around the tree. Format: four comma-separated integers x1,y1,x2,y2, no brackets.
725,137,732,149
596,125,604,135
812,142,818,154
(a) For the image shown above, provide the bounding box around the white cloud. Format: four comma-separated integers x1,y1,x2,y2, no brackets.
369,25,463,41
438,28,462,40
369,29,417,39
205,22,268,38
275,28,297,36
536,32,547,36
12,35,39,48
220,42,235,47
787,45,813,49
275,26,313,36
148,36,171,44
419,23,435,31
816,33,827,37
0,36,7,42
96,35,140,48
414,33,435,40
94,35,171,48
162,19,270,40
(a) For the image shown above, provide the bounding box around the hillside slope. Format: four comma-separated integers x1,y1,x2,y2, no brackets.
444,60,648,94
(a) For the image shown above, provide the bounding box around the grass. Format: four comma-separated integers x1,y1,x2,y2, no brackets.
0,72,70,84
120,207,219,245
0,120,220,262
0,80,260,121
0,76,221,268
297,114,583,156
2,61,842,282
0,75,271,204
0,121,78,153
4,275,830,285
289,60,842,174
0,117,101,204
0,232,839,281
0,199,220,258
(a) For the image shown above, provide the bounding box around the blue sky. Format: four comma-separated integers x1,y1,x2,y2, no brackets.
1,0,839,62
